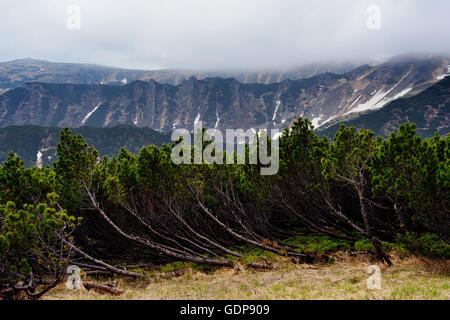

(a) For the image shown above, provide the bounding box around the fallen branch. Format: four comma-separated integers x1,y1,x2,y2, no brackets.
246,262,273,270
82,281,124,296
65,240,147,278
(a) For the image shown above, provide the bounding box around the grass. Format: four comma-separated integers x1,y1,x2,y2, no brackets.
44,252,449,300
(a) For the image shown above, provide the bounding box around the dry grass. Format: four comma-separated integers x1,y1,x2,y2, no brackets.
45,253,449,300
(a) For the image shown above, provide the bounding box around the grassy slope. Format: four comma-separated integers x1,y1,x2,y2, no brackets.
45,253,449,300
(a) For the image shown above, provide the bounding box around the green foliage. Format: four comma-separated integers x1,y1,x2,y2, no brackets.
396,233,450,259
0,120,448,300
372,124,444,208
0,200,79,297
0,153,56,207
159,261,189,273
322,125,375,183
354,238,375,251
286,235,352,254
370,123,449,231
371,123,424,199
241,248,277,264
53,128,99,210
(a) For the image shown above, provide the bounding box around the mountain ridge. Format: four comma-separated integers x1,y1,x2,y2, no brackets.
0,57,358,95
0,54,449,134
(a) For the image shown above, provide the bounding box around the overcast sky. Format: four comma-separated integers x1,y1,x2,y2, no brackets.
1,0,449,70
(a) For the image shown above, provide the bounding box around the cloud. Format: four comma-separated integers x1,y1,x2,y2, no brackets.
1,0,449,70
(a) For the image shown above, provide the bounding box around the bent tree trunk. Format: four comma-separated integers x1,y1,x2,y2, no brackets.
323,194,392,266
82,182,235,268
356,186,392,266
195,197,316,262
394,202,406,234
82,182,275,270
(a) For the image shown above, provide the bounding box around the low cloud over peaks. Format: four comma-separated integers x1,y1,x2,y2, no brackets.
1,0,450,70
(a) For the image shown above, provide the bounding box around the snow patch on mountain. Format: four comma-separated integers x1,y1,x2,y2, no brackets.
391,87,414,100
317,115,336,128
215,111,220,129
348,75,410,114
348,95,363,109
82,102,103,124
36,151,43,168
311,115,323,128
194,112,201,127
272,100,281,123
349,86,413,115
435,65,450,80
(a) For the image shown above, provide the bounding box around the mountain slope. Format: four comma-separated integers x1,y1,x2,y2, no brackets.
317,76,450,138
0,125,171,167
0,54,448,132
0,58,357,94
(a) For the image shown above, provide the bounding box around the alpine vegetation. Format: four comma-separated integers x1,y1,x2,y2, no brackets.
171,122,279,175
1,118,448,299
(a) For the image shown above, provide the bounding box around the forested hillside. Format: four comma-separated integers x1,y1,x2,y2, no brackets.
0,125,171,167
